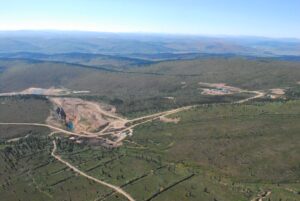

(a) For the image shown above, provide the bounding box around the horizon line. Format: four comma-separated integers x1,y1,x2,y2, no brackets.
0,29,299,40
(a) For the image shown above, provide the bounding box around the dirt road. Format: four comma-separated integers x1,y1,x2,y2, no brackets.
101,105,194,139
0,122,97,137
235,91,265,104
127,89,264,126
0,122,116,145
102,90,264,139
0,122,135,201
128,105,193,123
51,140,135,201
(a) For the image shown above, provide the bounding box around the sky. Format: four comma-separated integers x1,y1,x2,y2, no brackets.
0,0,299,38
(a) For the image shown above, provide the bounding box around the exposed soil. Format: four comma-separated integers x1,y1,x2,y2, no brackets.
181,81,187,89
268,88,285,99
270,88,285,95
159,116,180,123
0,87,71,96
0,87,92,97
199,82,242,95
46,97,130,147
164,96,175,100
49,97,111,133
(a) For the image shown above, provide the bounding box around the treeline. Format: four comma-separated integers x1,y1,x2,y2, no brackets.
0,94,49,101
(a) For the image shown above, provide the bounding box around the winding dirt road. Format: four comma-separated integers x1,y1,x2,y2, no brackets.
51,140,135,201
0,122,135,200
0,122,116,144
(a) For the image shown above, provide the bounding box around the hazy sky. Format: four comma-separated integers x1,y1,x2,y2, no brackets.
0,0,299,38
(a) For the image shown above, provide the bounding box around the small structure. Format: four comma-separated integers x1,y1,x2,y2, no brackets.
69,136,76,140
76,140,83,144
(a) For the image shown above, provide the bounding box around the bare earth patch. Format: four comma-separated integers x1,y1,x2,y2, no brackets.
198,82,242,95
270,88,285,95
181,81,187,89
22,87,70,95
164,96,175,100
159,116,180,124
0,87,91,97
268,88,285,99
47,97,126,134
0,87,70,96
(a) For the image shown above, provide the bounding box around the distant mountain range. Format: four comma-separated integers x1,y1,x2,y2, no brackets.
0,31,299,56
